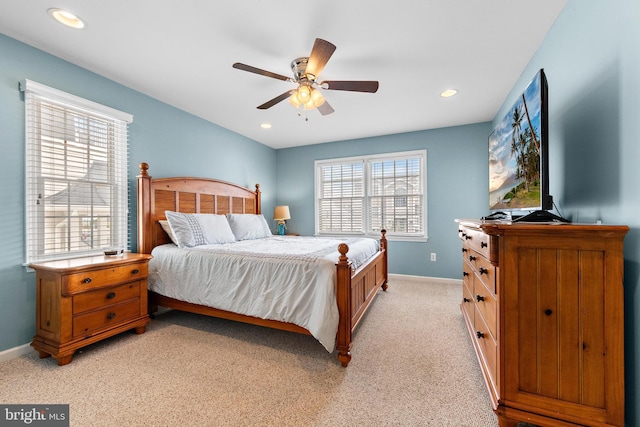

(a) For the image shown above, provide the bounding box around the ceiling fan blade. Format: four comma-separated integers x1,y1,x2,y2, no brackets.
257,90,295,110
305,39,336,78
317,101,335,116
233,63,292,82
322,80,379,93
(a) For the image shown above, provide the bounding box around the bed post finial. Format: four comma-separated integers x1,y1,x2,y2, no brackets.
255,184,261,215
137,162,152,254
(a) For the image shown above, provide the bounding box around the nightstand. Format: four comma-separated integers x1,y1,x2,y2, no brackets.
29,253,152,366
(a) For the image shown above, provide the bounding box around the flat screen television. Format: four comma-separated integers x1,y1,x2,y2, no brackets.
487,69,567,222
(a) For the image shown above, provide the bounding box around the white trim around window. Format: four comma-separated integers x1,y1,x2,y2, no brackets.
21,80,133,264
314,149,427,241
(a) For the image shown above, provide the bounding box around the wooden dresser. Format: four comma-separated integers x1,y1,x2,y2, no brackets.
455,219,627,427
29,253,152,366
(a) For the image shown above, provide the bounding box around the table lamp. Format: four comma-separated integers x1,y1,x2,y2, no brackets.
273,205,291,235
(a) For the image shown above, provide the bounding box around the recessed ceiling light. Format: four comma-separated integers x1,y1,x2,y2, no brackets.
48,8,85,29
260,123,272,129
440,89,458,98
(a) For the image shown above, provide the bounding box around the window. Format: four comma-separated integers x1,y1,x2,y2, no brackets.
22,80,132,264
315,150,426,240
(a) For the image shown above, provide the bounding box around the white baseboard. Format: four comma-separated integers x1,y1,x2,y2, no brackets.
0,343,32,363
389,273,462,285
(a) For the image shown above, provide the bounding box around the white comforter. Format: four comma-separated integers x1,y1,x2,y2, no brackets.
148,235,380,352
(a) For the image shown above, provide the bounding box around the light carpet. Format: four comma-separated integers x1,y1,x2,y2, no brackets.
0,277,498,426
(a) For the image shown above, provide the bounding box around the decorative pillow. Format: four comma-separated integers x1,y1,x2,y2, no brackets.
165,211,236,247
158,219,178,245
226,214,273,241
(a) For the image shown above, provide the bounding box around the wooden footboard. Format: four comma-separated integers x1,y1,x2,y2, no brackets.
336,233,388,366
137,162,388,366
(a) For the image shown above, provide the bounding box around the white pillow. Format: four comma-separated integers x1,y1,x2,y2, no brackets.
165,211,236,247
226,214,272,241
158,219,178,245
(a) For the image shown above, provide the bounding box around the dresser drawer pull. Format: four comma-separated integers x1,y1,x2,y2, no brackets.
463,271,469,277
481,242,487,248
462,248,468,253
463,297,471,303
106,292,116,299
476,331,485,339
465,235,471,240
131,269,140,275
479,267,489,275
106,312,116,320
476,294,485,302
83,277,92,284
469,255,476,261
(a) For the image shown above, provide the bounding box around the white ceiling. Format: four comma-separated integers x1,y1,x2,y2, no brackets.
0,1,567,149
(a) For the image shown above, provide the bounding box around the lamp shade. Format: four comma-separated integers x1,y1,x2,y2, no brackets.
273,205,291,221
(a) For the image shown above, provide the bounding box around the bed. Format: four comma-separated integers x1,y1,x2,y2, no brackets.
136,162,388,366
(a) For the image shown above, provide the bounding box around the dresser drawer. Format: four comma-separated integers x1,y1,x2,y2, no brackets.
467,250,496,294
462,278,474,324
475,305,498,384
473,275,497,340
73,299,141,338
73,281,142,314
461,227,491,259
63,263,148,295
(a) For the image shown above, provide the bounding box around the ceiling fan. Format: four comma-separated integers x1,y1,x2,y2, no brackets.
232,38,379,116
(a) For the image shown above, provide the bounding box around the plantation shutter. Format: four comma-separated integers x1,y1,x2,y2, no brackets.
22,80,132,264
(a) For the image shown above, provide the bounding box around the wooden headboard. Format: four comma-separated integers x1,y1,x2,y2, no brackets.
136,162,261,254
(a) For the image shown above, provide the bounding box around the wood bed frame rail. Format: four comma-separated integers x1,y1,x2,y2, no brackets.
136,162,388,366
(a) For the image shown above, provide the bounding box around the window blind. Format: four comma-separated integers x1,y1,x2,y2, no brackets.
22,80,132,264
369,156,423,235
315,150,426,239
317,161,365,233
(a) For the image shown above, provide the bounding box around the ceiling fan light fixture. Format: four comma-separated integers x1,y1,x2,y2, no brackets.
289,85,325,110
48,8,85,29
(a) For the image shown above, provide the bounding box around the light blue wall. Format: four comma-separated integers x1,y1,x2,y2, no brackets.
0,34,277,352
495,1,639,424
275,123,491,279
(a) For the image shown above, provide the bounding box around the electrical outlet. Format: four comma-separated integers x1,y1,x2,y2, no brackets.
430,253,436,262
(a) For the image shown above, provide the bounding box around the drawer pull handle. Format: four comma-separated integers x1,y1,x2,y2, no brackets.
462,248,467,253
476,294,485,302
545,309,553,316
479,267,488,275
469,255,476,261
83,278,92,284
106,292,116,299
476,331,485,339
106,312,116,320
481,242,487,248
463,297,471,303
132,269,140,274
465,235,471,240
463,271,469,277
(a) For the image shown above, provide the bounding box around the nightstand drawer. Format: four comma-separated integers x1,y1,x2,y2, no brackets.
73,281,142,314
63,263,148,295
73,299,141,338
